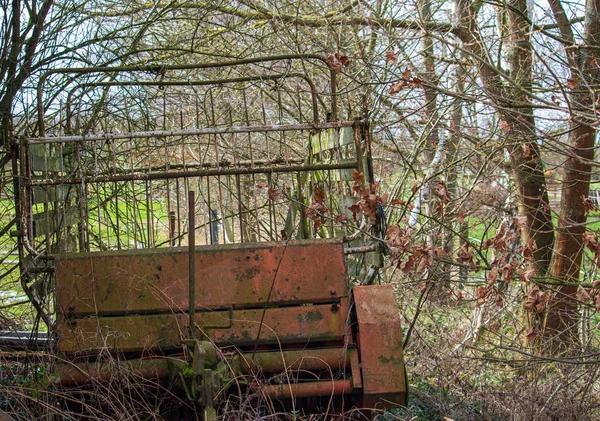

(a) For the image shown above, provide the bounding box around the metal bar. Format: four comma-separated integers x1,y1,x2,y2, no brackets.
344,245,378,254
25,162,359,187
26,121,358,144
0,331,48,351
44,54,327,79
57,358,182,386
242,348,354,373
188,190,196,339
65,73,320,125
260,379,353,399
37,54,329,136
55,350,355,388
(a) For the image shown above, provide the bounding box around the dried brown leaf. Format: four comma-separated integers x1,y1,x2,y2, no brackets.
334,213,349,224
388,80,408,94
499,120,511,132
385,49,398,64
326,53,350,74
410,77,424,88
268,187,279,202
456,209,466,224
577,285,592,302
567,77,580,89
488,266,499,284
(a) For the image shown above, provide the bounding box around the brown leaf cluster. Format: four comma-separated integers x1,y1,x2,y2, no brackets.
481,224,519,254
388,68,424,94
474,285,504,307
524,286,549,312
576,282,600,311
306,188,329,231
584,232,600,267
583,195,598,216
325,53,350,74
256,183,279,202
386,224,447,274
457,243,476,269
347,170,387,222
434,181,451,205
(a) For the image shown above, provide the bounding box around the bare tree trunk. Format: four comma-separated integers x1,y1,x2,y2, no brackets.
443,52,465,283
546,0,600,352
454,0,555,274
418,0,448,300
0,0,54,147
454,0,556,348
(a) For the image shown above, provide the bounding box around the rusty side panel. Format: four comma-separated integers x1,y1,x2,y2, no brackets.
55,240,347,317
240,347,355,374
353,285,407,408
56,299,348,353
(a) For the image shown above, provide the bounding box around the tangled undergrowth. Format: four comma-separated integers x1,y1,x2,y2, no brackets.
1,278,599,421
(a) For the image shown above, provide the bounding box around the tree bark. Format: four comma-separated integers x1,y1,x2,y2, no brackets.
454,0,555,276
546,0,600,352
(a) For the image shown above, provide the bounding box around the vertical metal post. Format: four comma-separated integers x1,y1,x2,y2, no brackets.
169,211,176,247
188,190,196,338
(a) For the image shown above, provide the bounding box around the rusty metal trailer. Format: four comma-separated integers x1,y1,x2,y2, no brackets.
11,55,407,419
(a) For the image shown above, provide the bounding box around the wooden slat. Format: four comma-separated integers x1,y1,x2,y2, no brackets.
31,185,74,204
29,143,64,173
55,240,347,317
310,127,354,154
56,299,348,353
32,208,79,237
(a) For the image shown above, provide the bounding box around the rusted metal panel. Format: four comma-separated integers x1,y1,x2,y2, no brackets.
56,299,348,353
241,347,355,374
353,285,407,408
55,240,347,317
